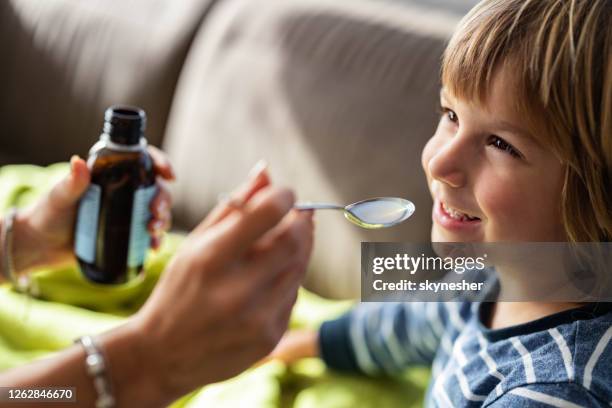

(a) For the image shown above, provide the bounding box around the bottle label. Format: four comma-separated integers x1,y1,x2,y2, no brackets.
127,185,157,268
74,184,102,263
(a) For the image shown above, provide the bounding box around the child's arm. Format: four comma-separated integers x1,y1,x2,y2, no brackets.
267,329,320,363
270,301,452,374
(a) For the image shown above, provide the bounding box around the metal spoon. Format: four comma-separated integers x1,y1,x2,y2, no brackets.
295,197,415,229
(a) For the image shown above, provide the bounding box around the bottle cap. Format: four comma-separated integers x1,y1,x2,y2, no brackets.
103,106,146,145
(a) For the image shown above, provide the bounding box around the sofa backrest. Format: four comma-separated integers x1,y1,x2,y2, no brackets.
163,0,470,298
0,0,216,165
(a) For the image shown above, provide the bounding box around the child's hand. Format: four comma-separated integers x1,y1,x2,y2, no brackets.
261,329,320,365
11,146,174,274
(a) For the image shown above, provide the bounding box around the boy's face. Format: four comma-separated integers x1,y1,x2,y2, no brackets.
421,68,567,242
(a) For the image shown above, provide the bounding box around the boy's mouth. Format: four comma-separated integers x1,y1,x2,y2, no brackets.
433,199,483,235
439,200,481,222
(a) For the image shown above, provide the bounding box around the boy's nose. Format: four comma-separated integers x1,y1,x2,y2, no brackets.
427,141,467,188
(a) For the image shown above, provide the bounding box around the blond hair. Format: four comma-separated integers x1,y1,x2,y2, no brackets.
442,0,611,242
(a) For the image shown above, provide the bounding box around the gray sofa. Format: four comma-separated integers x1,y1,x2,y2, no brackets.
0,0,475,298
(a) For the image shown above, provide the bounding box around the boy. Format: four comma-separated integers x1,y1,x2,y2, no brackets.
270,0,612,406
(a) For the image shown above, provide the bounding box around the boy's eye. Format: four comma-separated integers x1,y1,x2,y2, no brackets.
488,135,523,159
439,106,458,124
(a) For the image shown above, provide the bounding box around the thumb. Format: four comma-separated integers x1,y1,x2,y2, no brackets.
48,155,91,211
201,186,295,265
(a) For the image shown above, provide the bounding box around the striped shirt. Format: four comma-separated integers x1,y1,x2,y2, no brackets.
319,279,612,407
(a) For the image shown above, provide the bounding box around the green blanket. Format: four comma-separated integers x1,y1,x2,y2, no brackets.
0,163,429,407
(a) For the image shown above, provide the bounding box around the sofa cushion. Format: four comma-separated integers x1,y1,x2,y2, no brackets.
163,0,465,298
0,0,216,165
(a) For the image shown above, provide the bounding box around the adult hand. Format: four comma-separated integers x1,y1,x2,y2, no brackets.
0,162,315,407
11,146,173,274
130,164,315,402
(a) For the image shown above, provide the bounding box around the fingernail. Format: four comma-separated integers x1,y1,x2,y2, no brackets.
149,220,163,235
248,159,268,180
70,155,79,173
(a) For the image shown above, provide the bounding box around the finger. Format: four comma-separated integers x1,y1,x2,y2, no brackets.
201,211,312,318
150,180,172,222
234,211,313,309
150,235,161,250
247,210,314,277
192,186,295,266
147,145,175,181
148,212,171,249
258,265,305,345
148,217,169,247
259,269,301,324
148,181,172,249
280,291,298,325
251,209,314,253
148,215,171,235
196,160,270,233
274,291,300,348
242,267,301,351
265,215,314,319
47,155,91,212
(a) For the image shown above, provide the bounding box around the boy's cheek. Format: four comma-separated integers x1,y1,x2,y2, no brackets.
477,183,560,240
477,183,527,237
483,172,565,240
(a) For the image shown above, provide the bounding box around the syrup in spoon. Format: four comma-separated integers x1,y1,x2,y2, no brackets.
294,197,415,229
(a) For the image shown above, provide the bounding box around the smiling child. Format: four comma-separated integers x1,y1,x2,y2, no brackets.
269,0,612,406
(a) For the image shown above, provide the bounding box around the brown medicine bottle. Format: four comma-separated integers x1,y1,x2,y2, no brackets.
74,106,156,284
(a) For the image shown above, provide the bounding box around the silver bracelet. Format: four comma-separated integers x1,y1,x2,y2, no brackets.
1,208,17,285
1,207,36,295
75,335,116,408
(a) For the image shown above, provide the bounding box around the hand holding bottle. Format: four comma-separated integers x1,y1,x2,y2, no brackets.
8,146,173,278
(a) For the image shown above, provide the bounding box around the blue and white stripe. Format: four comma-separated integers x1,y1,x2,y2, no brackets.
320,298,612,407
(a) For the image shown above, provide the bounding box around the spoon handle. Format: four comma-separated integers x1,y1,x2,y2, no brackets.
294,202,345,211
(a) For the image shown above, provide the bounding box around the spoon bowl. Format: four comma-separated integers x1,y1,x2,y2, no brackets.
344,197,415,228
295,197,415,229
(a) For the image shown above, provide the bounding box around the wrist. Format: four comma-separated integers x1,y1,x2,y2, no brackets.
312,329,321,358
97,317,172,407
10,209,42,274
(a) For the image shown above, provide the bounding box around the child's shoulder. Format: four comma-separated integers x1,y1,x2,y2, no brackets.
430,303,612,406
568,308,612,400
491,305,612,407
